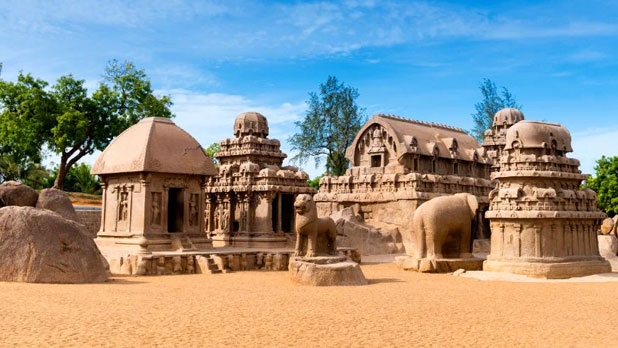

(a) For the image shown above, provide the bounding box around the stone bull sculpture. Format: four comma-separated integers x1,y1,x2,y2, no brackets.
410,193,479,272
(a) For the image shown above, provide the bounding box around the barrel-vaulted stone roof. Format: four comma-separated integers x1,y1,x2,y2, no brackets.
345,114,487,164
91,117,216,176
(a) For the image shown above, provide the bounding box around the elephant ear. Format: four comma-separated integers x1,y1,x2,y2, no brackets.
466,194,479,218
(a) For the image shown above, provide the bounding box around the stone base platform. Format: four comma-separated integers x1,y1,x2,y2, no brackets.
288,256,368,286
100,246,361,276
396,256,484,273
483,258,612,279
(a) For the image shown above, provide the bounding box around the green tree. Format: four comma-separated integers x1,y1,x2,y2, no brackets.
0,74,56,182
471,78,521,142
307,175,322,190
588,156,618,216
204,142,220,166
289,76,365,176
48,60,173,189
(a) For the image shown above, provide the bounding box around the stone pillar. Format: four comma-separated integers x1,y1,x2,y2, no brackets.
99,181,107,234
255,192,275,234
276,192,282,233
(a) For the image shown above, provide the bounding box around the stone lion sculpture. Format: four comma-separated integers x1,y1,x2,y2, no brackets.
412,193,479,261
294,194,337,257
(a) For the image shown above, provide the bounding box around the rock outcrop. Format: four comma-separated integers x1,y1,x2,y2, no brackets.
600,217,617,235
36,188,80,222
598,235,618,272
331,208,404,255
0,206,109,283
0,181,38,207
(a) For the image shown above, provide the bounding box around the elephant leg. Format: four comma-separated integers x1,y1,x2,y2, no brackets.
459,224,473,258
329,222,338,255
413,217,425,259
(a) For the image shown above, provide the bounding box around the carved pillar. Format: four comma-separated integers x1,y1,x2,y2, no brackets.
99,181,107,234
163,187,169,233
276,192,282,233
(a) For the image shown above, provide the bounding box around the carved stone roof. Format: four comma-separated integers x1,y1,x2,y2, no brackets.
346,114,486,163
493,108,524,127
234,112,269,138
504,120,573,152
92,117,216,176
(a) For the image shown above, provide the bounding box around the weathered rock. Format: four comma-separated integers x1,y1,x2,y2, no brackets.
36,188,79,222
598,235,618,272
0,181,38,207
0,206,109,283
332,207,404,255
600,218,616,235
288,256,367,286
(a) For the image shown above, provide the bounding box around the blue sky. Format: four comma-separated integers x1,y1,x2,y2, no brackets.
1,0,618,178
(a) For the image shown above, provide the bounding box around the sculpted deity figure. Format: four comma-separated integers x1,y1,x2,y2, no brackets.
189,194,199,226
222,207,229,232
151,193,161,225
371,126,383,147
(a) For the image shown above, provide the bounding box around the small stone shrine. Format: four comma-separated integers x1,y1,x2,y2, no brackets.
92,117,217,256
484,120,610,278
314,114,494,254
288,194,367,286
481,108,525,173
205,112,315,247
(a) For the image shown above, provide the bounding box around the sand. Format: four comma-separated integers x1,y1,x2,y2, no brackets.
1,262,618,348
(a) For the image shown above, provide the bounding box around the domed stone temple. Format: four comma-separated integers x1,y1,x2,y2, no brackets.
482,108,525,173
92,117,217,255
205,112,315,247
484,120,610,278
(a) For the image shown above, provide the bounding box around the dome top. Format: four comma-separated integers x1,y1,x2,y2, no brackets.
234,112,269,138
92,117,217,176
504,120,572,152
493,108,524,128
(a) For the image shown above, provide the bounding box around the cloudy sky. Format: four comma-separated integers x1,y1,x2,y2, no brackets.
1,0,618,177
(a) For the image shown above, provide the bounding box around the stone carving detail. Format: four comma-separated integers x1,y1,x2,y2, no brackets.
189,193,199,226
204,112,315,247
314,114,493,255
294,194,338,257
151,192,161,225
484,120,610,278
118,191,129,221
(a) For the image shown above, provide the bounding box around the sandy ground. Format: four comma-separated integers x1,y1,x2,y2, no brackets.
1,262,618,348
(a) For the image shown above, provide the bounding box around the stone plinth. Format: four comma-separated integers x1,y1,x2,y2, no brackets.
288,256,367,286
396,256,484,273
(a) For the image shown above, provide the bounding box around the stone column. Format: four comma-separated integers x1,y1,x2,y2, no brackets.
255,192,275,234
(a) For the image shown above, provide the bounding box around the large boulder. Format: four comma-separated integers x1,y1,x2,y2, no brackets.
0,181,38,207
36,188,79,222
598,235,618,272
600,218,616,235
0,206,109,283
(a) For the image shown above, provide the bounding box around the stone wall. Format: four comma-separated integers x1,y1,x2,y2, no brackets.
76,209,101,238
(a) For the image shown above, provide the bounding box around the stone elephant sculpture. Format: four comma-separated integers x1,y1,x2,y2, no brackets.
412,193,479,261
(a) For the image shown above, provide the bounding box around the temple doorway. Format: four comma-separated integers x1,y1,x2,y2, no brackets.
281,194,295,233
167,188,184,232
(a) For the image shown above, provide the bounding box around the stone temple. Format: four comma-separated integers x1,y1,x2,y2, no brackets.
481,108,525,173
484,120,610,278
314,114,494,253
92,117,217,254
205,112,315,248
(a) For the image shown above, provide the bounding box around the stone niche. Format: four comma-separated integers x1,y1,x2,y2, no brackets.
314,114,494,255
205,112,315,248
92,117,217,254
484,120,610,278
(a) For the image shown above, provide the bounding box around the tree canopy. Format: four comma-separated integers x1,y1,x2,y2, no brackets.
204,142,220,166
289,76,365,176
587,156,618,217
471,78,521,142
0,60,173,190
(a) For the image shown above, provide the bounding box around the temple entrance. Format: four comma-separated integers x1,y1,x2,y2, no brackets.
167,188,184,233
281,194,295,233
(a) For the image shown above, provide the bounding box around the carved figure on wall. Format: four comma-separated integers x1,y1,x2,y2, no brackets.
151,192,161,225
214,207,220,230
186,256,195,274
118,191,129,221
221,207,229,232
371,126,383,147
189,194,199,226
264,253,273,271
294,194,337,257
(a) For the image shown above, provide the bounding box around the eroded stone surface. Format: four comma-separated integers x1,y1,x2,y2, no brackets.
36,188,79,222
288,257,367,286
0,181,38,207
598,235,618,272
0,206,109,283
